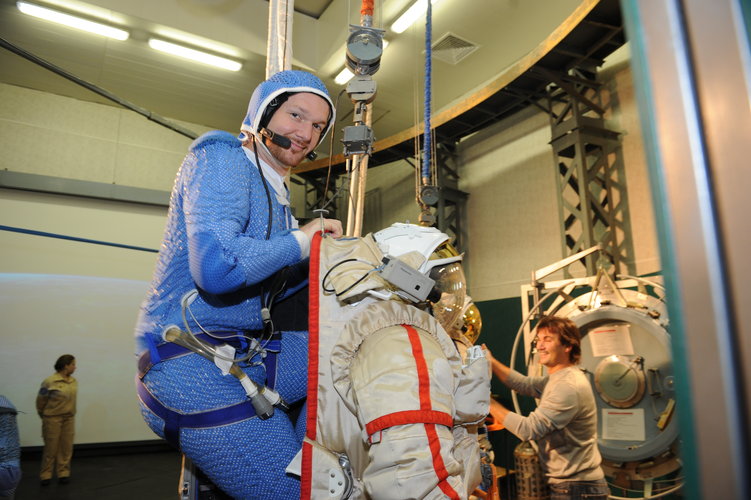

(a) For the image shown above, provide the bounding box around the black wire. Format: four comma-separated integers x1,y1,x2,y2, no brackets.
0,37,198,140
263,268,289,311
260,272,287,346
321,258,379,297
318,88,349,211
251,136,274,241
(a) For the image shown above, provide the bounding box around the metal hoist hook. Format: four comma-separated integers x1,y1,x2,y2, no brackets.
313,208,330,236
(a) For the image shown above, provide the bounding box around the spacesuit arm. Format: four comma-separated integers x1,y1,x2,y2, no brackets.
351,325,466,500
182,138,303,294
503,378,578,442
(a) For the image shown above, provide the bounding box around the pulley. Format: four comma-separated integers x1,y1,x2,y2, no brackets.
345,25,384,76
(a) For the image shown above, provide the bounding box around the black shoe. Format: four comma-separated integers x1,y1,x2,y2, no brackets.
58,477,70,484
40,479,51,486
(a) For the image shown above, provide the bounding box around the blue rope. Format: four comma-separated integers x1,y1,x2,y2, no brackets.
422,0,432,181
0,224,159,253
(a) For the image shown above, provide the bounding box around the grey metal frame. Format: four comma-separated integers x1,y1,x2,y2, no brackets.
433,141,468,254
622,1,751,498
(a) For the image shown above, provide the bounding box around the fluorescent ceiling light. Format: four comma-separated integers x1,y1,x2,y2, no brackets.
391,0,443,34
334,67,354,85
153,28,242,59
17,1,129,40
148,39,242,72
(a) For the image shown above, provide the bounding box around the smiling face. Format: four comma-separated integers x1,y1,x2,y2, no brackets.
264,92,331,172
535,327,573,373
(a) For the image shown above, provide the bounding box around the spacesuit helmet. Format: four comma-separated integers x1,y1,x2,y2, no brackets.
461,299,483,345
373,223,467,332
240,70,336,148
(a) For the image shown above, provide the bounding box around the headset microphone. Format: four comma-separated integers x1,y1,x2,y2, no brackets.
261,128,292,149
261,128,318,161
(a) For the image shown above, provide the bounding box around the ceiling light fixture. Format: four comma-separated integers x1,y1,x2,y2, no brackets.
148,38,242,72
334,67,354,85
390,0,444,34
16,1,129,40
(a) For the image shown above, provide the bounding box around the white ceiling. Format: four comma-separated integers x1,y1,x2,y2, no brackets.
0,0,586,151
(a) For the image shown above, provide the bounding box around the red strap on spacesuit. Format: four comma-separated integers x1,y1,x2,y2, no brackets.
300,231,324,500
364,325,451,437
365,409,452,436
366,324,461,500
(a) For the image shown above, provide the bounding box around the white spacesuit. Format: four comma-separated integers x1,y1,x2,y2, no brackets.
297,223,491,500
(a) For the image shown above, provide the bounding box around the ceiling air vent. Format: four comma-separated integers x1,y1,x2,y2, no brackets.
430,32,479,65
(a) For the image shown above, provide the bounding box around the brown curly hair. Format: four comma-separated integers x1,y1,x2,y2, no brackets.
535,316,581,364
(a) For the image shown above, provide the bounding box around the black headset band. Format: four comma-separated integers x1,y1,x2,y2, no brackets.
259,92,291,131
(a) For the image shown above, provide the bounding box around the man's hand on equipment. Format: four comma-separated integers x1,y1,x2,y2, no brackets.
300,218,343,240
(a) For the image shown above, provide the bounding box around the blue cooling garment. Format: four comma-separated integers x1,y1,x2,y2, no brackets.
135,70,334,499
0,396,21,498
134,131,308,499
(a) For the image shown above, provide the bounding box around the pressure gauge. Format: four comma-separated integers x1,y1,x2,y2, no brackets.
594,354,646,408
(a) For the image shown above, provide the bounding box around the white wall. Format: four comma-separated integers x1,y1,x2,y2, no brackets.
459,107,564,300
0,83,207,446
0,83,208,191
0,188,169,446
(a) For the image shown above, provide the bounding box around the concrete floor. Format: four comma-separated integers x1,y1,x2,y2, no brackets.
12,444,518,500
14,449,182,500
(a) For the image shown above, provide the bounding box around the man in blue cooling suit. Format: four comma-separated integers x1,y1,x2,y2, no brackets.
134,70,342,499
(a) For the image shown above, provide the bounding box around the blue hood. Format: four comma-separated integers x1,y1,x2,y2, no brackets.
240,70,335,148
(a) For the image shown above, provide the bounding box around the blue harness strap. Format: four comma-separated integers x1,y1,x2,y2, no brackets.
264,344,279,389
136,331,283,450
138,331,281,388
135,376,259,449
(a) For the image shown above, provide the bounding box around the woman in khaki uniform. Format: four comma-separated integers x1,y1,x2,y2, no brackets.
36,354,77,486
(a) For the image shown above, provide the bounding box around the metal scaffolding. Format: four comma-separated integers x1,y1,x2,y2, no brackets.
546,66,634,277
432,141,468,254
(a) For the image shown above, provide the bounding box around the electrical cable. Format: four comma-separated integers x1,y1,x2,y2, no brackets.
320,258,382,296
256,266,293,353
318,88,349,212
164,327,276,419
0,37,198,140
180,291,265,365
251,136,275,241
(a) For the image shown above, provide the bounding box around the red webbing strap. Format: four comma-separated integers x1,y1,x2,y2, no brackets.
402,324,461,500
300,231,323,500
365,409,452,436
